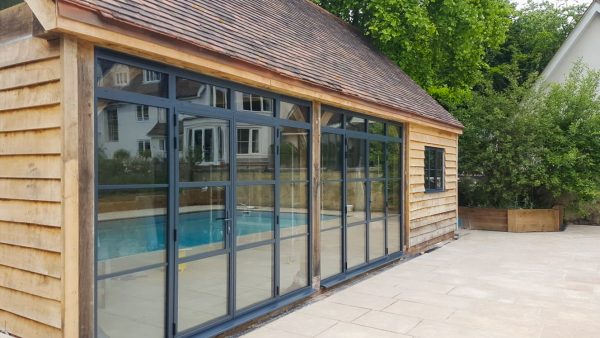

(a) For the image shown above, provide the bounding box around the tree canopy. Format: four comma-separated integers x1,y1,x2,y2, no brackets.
315,0,513,95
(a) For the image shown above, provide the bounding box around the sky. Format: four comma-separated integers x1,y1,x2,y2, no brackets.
512,0,592,8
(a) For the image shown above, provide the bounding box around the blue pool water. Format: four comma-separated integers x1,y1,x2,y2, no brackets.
97,211,317,260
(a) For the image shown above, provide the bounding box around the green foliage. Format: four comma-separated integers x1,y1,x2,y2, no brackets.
456,64,600,209
315,0,513,94
487,1,586,89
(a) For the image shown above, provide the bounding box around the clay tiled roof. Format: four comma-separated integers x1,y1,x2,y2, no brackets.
62,0,463,128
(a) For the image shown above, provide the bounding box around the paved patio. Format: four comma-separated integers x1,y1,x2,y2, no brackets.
240,225,600,338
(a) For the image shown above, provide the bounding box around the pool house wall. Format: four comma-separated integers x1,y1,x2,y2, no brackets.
0,2,461,337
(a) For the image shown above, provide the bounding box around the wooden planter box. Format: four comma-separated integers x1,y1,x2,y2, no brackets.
459,207,562,233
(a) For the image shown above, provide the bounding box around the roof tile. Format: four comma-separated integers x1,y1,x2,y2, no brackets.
62,0,463,128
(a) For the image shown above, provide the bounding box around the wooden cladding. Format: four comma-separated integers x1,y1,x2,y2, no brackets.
406,124,458,248
0,10,64,336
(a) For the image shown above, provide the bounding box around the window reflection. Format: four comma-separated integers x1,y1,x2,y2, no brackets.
321,133,343,180
236,124,274,181
235,92,274,116
178,114,229,182
176,77,228,109
369,141,384,178
280,101,309,122
281,127,308,181
346,116,365,132
97,99,168,185
321,110,342,128
347,138,366,179
97,59,168,97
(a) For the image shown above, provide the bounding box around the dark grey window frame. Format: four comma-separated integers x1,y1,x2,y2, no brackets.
320,105,404,288
93,48,313,338
424,146,445,193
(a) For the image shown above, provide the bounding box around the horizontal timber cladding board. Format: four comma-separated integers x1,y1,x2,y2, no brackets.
0,81,61,112
0,155,61,179
0,243,61,278
0,37,60,70
0,221,61,252
0,104,61,132
410,196,457,211
0,309,61,338
0,57,60,91
0,287,62,329
0,178,61,202
0,3,34,43
0,128,61,155
410,218,457,237
409,132,458,148
0,200,61,227
410,202,456,220
411,210,456,228
410,224,456,247
410,143,458,155
407,231,455,254
408,150,458,161
410,181,457,193
411,190,456,202
0,265,61,301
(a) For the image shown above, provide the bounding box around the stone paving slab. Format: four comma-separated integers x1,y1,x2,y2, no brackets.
240,225,600,338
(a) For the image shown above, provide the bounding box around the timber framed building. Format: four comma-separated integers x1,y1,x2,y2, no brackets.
0,1,463,337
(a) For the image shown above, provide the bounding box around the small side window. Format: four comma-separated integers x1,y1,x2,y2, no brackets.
424,147,444,192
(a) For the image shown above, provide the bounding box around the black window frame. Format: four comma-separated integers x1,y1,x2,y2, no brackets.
424,146,445,193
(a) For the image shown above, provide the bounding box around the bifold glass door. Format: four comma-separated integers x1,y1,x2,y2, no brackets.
94,52,311,338
175,113,232,334
320,108,403,282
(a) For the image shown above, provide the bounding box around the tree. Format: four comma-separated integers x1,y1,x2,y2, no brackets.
486,1,586,89
456,64,600,209
315,0,513,97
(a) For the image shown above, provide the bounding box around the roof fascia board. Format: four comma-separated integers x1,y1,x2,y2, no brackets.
541,2,600,80
53,1,463,134
25,0,57,31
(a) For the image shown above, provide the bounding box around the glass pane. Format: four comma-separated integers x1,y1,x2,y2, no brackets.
179,187,226,256
321,110,342,128
97,59,167,97
97,189,167,276
369,141,384,178
97,267,165,338
281,183,308,237
236,245,273,310
280,236,308,295
321,133,343,180
347,224,366,268
387,142,402,179
387,216,402,254
97,99,168,185
176,77,229,109
369,220,385,260
368,120,385,135
347,138,366,179
179,114,229,182
346,116,365,132
235,92,274,116
280,101,309,122
177,255,228,332
320,228,342,279
236,124,274,181
236,185,274,245
280,127,309,181
388,180,402,217
388,124,402,138
370,181,385,219
347,181,366,224
321,181,343,230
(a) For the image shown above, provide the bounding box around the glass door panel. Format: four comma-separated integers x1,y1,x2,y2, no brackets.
236,244,274,310
179,113,229,182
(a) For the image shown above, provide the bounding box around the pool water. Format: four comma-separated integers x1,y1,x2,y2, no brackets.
97,211,316,260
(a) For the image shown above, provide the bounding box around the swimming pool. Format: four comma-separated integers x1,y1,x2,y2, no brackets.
97,210,320,260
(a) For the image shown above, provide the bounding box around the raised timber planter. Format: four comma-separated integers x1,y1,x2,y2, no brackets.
459,207,562,233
